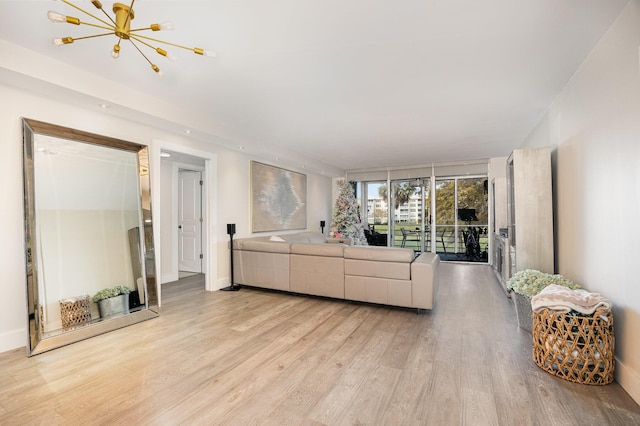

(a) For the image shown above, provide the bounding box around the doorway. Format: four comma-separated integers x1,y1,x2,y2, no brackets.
160,150,207,284
434,176,488,262
178,169,203,277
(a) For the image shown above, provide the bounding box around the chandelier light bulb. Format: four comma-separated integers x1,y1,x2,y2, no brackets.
151,21,174,31
111,45,120,59
155,47,176,62
53,37,74,46
194,48,216,58
47,10,67,23
151,64,164,77
48,10,79,25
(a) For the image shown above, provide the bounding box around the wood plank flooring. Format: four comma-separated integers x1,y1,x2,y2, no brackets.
1,264,639,425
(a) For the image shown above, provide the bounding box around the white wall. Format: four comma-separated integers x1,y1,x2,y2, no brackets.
160,159,177,283
523,0,640,403
0,82,335,353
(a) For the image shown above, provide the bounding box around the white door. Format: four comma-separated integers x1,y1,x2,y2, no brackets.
178,170,202,272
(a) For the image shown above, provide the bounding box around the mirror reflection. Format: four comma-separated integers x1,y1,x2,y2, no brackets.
23,119,158,355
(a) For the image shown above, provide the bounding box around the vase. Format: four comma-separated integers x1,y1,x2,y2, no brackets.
97,294,129,319
513,292,532,332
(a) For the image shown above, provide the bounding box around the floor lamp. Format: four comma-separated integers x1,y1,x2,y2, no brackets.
221,223,241,291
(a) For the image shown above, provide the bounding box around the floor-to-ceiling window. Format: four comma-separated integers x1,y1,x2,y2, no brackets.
435,178,456,254
348,162,488,261
435,176,488,261
390,180,431,252
363,181,389,246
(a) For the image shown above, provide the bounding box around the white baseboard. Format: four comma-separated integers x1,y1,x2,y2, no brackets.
615,357,640,405
0,328,26,354
214,276,231,291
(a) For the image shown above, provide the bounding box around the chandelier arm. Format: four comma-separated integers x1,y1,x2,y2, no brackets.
77,21,115,32
59,0,113,28
128,33,196,52
128,35,158,52
129,35,176,62
71,32,116,42
130,27,156,32
123,0,136,31
129,38,163,76
128,38,153,66
97,7,117,27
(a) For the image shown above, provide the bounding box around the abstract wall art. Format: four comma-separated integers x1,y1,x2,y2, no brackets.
251,161,307,232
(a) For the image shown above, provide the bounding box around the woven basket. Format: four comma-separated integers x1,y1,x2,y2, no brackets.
59,295,92,329
532,308,614,385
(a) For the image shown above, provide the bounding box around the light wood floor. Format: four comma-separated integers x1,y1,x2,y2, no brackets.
1,264,639,425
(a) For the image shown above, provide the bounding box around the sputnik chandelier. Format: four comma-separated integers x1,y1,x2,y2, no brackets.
48,0,215,76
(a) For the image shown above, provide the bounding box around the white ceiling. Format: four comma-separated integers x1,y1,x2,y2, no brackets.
0,1,630,176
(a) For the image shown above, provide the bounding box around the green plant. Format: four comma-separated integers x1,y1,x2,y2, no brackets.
92,285,131,303
507,269,581,298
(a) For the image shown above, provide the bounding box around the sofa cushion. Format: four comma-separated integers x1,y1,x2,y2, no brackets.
344,246,413,280
291,242,344,257
290,253,344,298
345,259,411,280
344,276,412,306
344,246,415,262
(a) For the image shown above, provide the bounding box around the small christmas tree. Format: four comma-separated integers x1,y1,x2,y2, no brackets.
330,180,368,245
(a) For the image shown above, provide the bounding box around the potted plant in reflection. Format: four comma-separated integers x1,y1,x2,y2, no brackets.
93,285,131,319
507,270,581,332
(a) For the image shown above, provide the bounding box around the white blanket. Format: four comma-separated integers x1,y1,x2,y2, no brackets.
531,284,611,315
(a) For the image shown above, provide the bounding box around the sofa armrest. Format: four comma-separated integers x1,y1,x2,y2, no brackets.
411,253,440,310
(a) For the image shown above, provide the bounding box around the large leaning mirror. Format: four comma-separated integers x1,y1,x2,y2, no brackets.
23,118,159,356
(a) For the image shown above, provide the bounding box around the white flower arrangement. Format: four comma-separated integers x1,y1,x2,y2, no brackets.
507,269,581,298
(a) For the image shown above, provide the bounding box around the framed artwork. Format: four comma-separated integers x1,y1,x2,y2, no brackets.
251,161,307,232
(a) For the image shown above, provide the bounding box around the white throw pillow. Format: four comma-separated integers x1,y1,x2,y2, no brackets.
269,235,285,242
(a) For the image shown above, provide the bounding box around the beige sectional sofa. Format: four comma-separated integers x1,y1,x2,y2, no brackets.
232,231,439,311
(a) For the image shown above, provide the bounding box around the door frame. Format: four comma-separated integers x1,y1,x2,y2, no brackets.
150,140,218,302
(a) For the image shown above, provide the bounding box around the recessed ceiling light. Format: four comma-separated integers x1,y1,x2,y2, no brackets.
160,152,172,158
98,103,111,109
184,129,192,134
237,146,245,150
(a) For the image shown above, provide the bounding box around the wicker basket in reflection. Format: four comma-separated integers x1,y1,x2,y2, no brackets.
532,308,614,385
59,295,92,329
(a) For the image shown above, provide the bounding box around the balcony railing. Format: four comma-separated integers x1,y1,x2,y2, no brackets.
368,223,489,262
